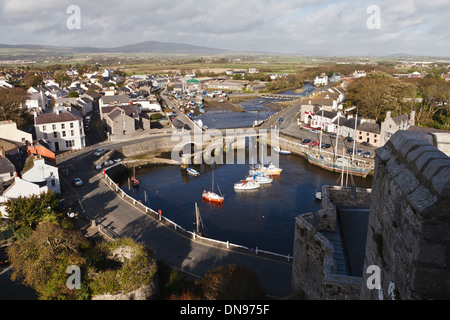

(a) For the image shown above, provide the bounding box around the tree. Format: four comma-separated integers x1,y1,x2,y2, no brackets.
198,264,266,300
0,87,32,129
68,91,79,98
346,77,407,121
5,191,61,238
7,222,90,300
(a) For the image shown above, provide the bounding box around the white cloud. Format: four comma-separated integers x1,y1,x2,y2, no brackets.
0,0,448,56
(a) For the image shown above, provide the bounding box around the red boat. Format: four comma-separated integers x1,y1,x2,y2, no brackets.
130,177,139,187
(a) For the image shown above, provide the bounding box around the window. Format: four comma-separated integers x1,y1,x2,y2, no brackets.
71,130,74,136
51,179,56,187
42,125,46,131
62,131,66,137
43,133,48,139
70,122,74,128
359,136,362,140
52,124,56,130
65,140,75,148
366,133,369,136
61,123,65,129
53,132,57,138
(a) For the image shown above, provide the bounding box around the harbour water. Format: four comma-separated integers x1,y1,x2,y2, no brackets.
121,153,372,256
199,83,316,129
119,83,366,256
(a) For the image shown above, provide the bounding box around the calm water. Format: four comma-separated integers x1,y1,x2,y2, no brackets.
199,83,316,129
121,153,372,255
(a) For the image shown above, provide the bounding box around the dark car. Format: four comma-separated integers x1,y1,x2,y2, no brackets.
362,141,372,147
278,118,284,122
345,137,354,142
321,143,331,149
347,148,354,154
329,133,337,139
0,247,10,267
301,139,311,145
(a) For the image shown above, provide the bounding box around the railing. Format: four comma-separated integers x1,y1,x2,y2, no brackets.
101,167,292,262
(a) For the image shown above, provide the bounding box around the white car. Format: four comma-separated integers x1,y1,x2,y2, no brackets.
94,149,106,156
95,164,103,170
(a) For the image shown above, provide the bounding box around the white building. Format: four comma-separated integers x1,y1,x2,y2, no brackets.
134,100,162,112
34,106,86,152
21,155,60,194
353,70,367,78
0,177,49,218
0,120,33,145
314,74,329,87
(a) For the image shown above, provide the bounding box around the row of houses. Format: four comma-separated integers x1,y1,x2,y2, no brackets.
0,121,60,218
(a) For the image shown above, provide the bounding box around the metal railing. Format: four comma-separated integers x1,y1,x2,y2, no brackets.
101,168,292,262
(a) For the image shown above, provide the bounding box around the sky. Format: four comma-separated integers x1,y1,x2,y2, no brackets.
0,0,449,57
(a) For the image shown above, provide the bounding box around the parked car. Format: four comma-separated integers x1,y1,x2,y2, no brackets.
347,148,354,154
73,178,83,187
309,129,318,133
329,133,337,139
364,151,372,158
0,247,10,267
345,137,354,142
94,148,107,156
301,139,311,145
95,163,103,170
309,140,320,146
321,143,331,149
356,149,364,156
278,117,284,122
362,141,372,147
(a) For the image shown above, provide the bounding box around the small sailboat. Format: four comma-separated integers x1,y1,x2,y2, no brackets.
234,179,260,190
130,177,139,187
202,171,224,204
273,146,291,155
130,166,139,187
187,168,200,176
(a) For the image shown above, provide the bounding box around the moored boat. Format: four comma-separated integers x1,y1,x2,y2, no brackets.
234,180,260,190
130,177,139,187
245,171,273,184
202,171,224,204
187,168,200,176
273,146,291,155
258,162,283,175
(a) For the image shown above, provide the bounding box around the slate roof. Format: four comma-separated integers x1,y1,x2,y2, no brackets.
357,122,380,134
35,108,82,125
0,157,15,175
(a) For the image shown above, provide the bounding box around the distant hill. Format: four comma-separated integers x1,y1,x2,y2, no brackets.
0,40,230,55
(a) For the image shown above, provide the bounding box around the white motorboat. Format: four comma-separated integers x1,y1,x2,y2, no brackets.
273,146,291,155
187,168,200,176
234,180,260,190
245,172,273,184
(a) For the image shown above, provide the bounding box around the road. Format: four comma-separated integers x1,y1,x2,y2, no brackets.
58,139,293,299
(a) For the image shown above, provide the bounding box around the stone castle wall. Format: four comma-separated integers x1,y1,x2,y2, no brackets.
360,131,450,300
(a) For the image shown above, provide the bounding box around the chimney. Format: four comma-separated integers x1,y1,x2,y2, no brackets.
386,111,392,119
410,110,416,126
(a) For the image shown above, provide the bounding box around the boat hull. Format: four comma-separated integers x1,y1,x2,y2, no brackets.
305,152,371,178
202,192,224,204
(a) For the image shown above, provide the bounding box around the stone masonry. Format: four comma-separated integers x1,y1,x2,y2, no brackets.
360,130,450,300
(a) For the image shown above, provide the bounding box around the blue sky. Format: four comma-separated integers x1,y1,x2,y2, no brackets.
0,0,449,57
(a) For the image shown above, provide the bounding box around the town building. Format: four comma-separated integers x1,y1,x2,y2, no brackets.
380,111,415,145
314,74,329,87
34,106,86,152
21,155,60,194
0,120,32,145
356,121,381,147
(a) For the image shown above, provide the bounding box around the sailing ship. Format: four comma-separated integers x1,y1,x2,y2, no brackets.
245,171,273,184
304,112,372,178
202,171,224,204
